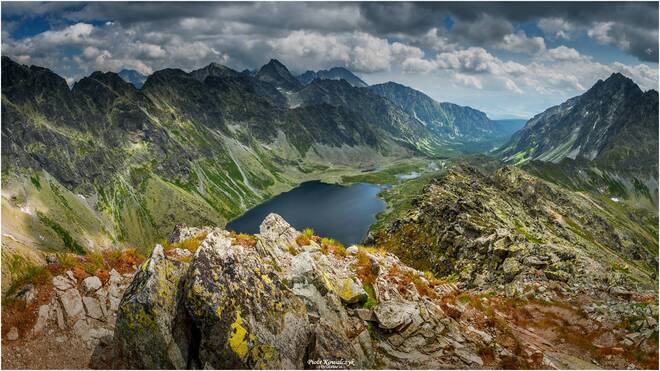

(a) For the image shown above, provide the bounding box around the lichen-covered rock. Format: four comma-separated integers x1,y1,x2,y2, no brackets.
112,245,191,369
113,213,646,369
183,230,310,369
338,278,368,304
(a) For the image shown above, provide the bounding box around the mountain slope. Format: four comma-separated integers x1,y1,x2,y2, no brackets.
255,59,302,91
497,73,659,205
499,73,658,173
368,82,520,152
1,56,415,263
297,67,368,88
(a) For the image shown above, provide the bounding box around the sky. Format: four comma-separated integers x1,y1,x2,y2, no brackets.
1,1,658,119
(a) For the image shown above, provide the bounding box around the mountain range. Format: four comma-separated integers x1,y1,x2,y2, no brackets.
296,67,368,88
2,54,658,370
1,56,515,256
2,54,657,263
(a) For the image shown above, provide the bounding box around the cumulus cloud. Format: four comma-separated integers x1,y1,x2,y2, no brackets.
497,31,546,55
542,46,586,62
538,17,576,39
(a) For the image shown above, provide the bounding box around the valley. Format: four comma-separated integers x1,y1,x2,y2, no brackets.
1,55,658,370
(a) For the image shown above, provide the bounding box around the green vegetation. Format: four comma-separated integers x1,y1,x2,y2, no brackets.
513,220,545,244
341,160,425,184
37,211,86,254
4,255,49,300
30,174,41,190
362,284,378,309
320,237,346,257
161,231,210,254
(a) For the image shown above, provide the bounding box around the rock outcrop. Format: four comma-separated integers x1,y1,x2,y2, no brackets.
114,214,497,369
374,165,657,295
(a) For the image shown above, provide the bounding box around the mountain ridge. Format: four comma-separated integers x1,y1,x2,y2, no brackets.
297,66,368,88
497,72,658,204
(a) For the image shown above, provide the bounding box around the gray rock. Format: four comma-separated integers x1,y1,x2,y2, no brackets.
32,304,50,334
456,348,484,366
57,288,85,324
73,319,92,343
82,276,102,292
338,278,368,304
83,296,104,320
7,327,19,341
53,275,74,291
65,270,76,282
355,308,376,322
11,284,36,304
113,244,190,369
54,301,66,330
183,233,310,369
346,245,359,255
308,318,365,369
524,256,547,268
374,302,417,331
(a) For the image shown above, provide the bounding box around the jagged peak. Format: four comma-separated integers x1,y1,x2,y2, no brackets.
190,62,240,82
263,58,287,69
73,70,135,93
255,58,301,90
589,72,641,95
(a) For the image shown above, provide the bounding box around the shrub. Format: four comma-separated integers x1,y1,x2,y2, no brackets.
302,228,314,238
5,256,51,296
320,238,346,257
287,245,299,256
296,228,314,247
354,250,377,285
296,234,310,246
388,265,437,299
165,231,209,254
232,233,257,248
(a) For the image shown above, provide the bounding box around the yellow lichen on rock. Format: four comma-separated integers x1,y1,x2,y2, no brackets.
228,310,249,359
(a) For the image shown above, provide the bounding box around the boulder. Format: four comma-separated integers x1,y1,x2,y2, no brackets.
32,304,50,334
307,318,364,369
82,296,104,320
82,276,102,292
53,275,74,291
338,278,368,304
57,288,85,324
183,231,310,369
373,302,418,331
113,244,191,369
7,327,19,341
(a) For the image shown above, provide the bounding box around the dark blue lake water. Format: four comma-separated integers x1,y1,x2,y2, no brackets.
226,181,386,246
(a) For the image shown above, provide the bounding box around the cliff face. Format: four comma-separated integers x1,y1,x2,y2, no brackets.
112,213,658,369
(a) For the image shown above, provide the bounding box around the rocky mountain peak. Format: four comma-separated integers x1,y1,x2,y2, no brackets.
256,58,302,90
190,62,240,82
587,72,642,98
76,71,135,92
297,67,368,88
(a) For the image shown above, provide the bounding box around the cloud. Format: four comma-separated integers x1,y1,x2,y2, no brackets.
588,22,659,62
1,1,656,118
450,14,514,46
542,46,586,62
538,17,576,39
497,31,546,55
